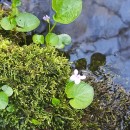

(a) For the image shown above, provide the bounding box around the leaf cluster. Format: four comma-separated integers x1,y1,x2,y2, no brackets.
0,0,40,32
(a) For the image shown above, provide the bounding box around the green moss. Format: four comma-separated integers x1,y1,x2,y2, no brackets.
81,69,130,130
0,35,12,49
0,35,84,130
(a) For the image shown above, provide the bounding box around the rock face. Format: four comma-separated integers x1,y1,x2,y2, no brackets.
2,0,130,90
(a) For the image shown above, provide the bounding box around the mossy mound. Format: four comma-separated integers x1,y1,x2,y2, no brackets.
0,36,84,130
81,69,130,130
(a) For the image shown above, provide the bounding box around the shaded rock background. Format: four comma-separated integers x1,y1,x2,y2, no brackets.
1,0,130,90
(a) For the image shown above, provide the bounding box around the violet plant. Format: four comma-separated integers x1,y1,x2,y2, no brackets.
33,0,82,49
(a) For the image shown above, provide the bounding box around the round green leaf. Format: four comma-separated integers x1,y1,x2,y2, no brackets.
15,13,40,32
52,97,60,106
58,34,71,45
45,33,59,46
6,105,15,112
31,119,41,125
0,92,8,109
65,81,94,109
0,17,16,30
2,85,13,97
52,0,82,24
32,34,44,44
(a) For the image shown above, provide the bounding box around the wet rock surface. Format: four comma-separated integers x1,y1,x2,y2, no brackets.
2,0,130,90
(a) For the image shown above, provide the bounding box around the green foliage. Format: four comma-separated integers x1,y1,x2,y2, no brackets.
44,0,82,48
45,33,71,49
32,34,44,44
45,33,59,46
55,34,71,49
2,85,13,97
52,0,82,24
0,0,82,49
15,13,40,32
31,119,41,125
0,92,8,109
0,17,16,30
58,34,71,45
52,97,60,106
65,81,94,109
0,1,40,32
0,85,13,110
6,105,15,112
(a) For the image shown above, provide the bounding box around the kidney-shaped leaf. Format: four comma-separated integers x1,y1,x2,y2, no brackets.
65,81,94,109
0,17,16,30
52,0,82,24
52,97,60,106
2,85,13,97
0,92,8,109
45,33,59,46
32,34,44,44
58,34,71,45
15,13,40,32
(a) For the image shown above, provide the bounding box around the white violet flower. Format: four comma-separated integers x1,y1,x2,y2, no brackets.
43,15,50,22
70,69,86,84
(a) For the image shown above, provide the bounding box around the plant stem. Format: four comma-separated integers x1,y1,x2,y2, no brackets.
49,22,57,33
48,22,51,32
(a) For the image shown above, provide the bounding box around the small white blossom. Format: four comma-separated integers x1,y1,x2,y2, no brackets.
43,15,50,22
70,69,86,84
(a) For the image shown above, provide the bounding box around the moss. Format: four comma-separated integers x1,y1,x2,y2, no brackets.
0,35,84,130
0,35,12,49
89,53,106,72
75,58,87,70
81,69,130,130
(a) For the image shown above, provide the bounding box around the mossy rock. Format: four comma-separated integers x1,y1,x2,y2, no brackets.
81,70,130,130
0,35,130,130
0,35,84,130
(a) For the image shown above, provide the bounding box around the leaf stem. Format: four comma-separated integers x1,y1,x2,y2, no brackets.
49,22,57,33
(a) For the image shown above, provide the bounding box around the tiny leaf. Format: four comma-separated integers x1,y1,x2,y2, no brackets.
15,13,40,32
52,97,60,106
45,33,59,46
32,34,44,44
65,81,94,109
2,85,13,97
58,34,71,45
6,105,15,112
31,119,41,125
52,0,82,24
0,92,8,109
